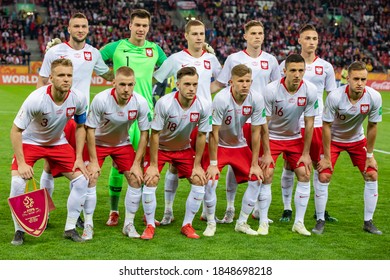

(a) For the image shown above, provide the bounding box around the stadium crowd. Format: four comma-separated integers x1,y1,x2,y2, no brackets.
0,6,31,65
1,0,386,71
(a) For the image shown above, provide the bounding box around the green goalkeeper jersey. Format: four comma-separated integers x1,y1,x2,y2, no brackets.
100,39,167,110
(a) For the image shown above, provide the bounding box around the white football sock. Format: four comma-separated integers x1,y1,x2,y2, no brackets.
294,181,310,224
258,183,272,224
65,175,88,231
83,186,96,227
163,170,178,213
183,185,205,226
204,180,218,222
40,170,54,197
124,186,142,225
142,186,157,227
281,168,294,210
237,180,260,223
364,181,378,221
10,176,27,232
314,181,329,221
226,165,237,209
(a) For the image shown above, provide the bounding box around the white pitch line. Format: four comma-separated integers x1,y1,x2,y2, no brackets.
374,149,390,155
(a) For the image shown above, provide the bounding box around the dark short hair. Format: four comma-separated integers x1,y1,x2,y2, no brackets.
185,19,204,33
299,24,317,34
130,9,151,23
231,64,252,78
177,66,198,80
348,61,367,74
116,66,134,77
285,54,305,68
51,58,73,72
244,20,264,32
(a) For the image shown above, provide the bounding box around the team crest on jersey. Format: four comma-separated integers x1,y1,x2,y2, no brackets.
66,107,76,117
297,97,307,106
190,112,200,122
145,48,153,57
360,104,370,114
242,106,252,116
204,60,211,70
315,66,323,75
260,61,268,70
84,51,92,61
128,110,138,120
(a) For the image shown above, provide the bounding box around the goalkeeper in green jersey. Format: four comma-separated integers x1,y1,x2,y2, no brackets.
100,9,167,226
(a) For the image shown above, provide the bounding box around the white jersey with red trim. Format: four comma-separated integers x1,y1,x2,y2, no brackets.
323,85,382,143
14,85,87,146
152,91,212,151
264,78,319,140
212,86,266,148
39,42,110,104
153,49,222,104
217,50,281,91
86,88,151,147
280,57,336,127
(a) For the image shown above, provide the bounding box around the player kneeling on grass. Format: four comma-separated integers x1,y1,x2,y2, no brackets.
316,61,382,235
10,58,89,245
204,64,273,237
85,66,151,240
143,67,211,240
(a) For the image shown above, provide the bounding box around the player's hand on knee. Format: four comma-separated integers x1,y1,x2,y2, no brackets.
72,158,89,179
206,165,220,184
191,166,207,186
144,166,160,186
87,162,101,180
317,157,332,172
249,164,264,183
45,38,61,52
129,165,144,186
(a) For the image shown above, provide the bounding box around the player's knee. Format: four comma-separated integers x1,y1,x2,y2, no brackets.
364,170,377,181
296,171,311,182
190,176,203,186
318,173,331,183
125,174,142,188
10,176,26,197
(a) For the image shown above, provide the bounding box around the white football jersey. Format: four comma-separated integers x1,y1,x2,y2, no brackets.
39,42,110,104
323,85,382,143
212,86,266,148
86,88,151,147
280,57,337,127
152,91,212,151
14,85,87,146
217,50,281,91
153,49,222,104
264,78,319,140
